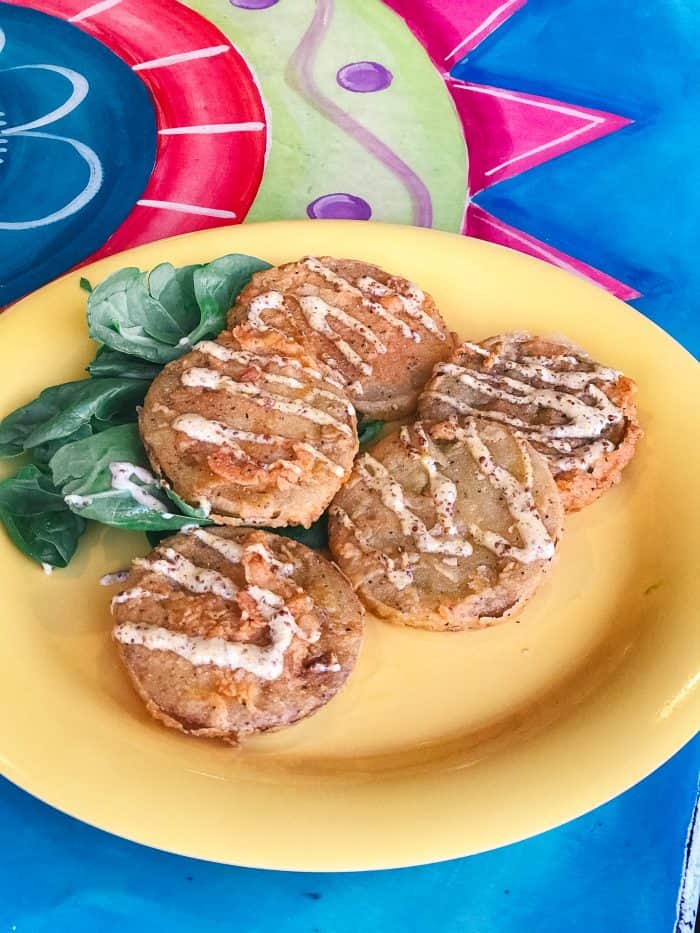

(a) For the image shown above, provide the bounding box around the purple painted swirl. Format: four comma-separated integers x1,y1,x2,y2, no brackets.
287,0,433,228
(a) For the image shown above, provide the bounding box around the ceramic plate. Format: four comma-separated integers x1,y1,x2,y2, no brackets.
1,222,698,870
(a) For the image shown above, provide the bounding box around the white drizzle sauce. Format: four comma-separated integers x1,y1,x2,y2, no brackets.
134,547,238,600
114,535,318,677
108,461,167,512
553,438,615,473
100,570,129,586
246,290,285,330
297,296,379,375
111,586,166,608
356,455,473,557
458,421,555,563
113,615,296,680
401,424,459,536
304,258,422,343
41,562,53,575
187,527,296,578
333,506,414,591
194,340,336,388
181,367,353,437
172,414,345,477
429,363,622,441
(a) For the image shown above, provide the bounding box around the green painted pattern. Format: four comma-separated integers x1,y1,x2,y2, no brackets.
186,0,467,231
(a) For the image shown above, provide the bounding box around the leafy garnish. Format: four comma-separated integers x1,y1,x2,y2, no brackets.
358,419,384,450
86,254,271,364
51,423,211,531
0,378,149,459
79,277,93,294
87,346,162,381
0,465,86,567
272,513,329,551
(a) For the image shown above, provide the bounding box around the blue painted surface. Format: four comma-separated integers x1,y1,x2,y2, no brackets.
0,5,156,305
0,739,698,932
453,0,700,357
0,1,698,931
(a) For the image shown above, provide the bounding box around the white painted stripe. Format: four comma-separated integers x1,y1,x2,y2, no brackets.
475,214,590,281
444,0,520,62
159,122,265,136
137,199,236,219
133,45,230,71
69,0,123,22
484,121,600,176
1,65,87,135
675,779,700,933
451,83,605,177
452,82,606,122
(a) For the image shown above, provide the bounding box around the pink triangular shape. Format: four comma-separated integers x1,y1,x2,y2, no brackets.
465,204,641,300
448,79,633,194
382,0,527,67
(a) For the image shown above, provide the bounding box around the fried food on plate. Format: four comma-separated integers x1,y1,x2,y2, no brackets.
329,419,563,631
228,256,454,419
139,328,358,528
112,527,364,744
418,332,641,511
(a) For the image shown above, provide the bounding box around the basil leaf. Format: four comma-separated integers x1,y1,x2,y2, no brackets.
0,378,149,459
358,419,384,450
87,346,162,381
271,513,328,551
0,465,86,567
51,423,210,531
79,277,93,294
87,254,271,364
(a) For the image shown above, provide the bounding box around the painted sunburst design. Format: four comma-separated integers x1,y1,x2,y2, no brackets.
3,0,638,301
384,0,639,300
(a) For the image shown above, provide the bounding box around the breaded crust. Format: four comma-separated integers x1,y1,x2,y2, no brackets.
328,420,563,631
228,256,455,419
112,528,364,744
139,328,358,528
418,332,642,511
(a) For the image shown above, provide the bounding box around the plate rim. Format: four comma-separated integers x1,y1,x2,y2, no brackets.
1,219,698,871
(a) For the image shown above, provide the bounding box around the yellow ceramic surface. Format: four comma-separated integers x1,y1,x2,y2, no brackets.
0,222,698,871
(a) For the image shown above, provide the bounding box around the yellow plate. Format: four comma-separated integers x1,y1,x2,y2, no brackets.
1,222,698,871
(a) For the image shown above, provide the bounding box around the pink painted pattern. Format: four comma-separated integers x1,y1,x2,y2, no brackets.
447,79,633,195
466,204,641,300
384,0,639,300
382,0,528,67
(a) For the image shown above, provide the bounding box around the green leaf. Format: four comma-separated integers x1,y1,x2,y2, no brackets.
87,345,162,380
31,424,94,472
358,419,384,450
271,513,329,551
79,277,93,294
0,378,149,458
50,423,211,531
0,465,86,567
86,254,271,364
164,486,212,521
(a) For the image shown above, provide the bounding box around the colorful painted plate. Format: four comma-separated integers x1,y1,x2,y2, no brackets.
0,222,698,870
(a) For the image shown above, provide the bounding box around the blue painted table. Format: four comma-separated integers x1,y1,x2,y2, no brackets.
0,0,698,930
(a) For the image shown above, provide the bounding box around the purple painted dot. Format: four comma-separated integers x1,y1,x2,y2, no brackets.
307,193,372,221
230,0,279,9
336,61,393,93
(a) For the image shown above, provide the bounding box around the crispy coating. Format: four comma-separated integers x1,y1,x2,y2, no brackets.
418,333,642,511
328,420,563,631
112,528,364,744
139,329,358,528
228,256,455,419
